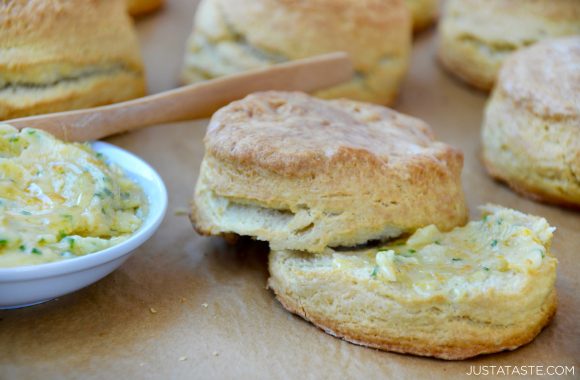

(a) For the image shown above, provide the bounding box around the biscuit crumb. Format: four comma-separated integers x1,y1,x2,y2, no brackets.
179,356,187,361
201,303,208,308
149,307,158,314
180,297,187,303
212,351,219,357
174,208,189,216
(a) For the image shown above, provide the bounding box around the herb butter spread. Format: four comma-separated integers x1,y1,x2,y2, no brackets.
0,125,146,267
331,205,556,300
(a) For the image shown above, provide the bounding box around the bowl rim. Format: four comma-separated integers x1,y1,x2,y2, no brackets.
0,141,168,281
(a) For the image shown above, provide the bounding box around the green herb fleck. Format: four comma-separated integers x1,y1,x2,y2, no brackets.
371,266,378,278
434,240,441,245
102,188,114,197
19,245,26,251
491,240,498,248
482,215,488,222
451,258,462,262
0,239,7,246
31,248,42,255
27,130,37,136
483,266,490,271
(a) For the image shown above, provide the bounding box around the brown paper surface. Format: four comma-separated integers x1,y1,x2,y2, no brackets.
1,1,579,379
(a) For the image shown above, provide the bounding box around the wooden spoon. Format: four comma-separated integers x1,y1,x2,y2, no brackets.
5,52,353,142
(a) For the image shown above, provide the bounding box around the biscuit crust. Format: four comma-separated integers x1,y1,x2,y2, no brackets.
192,92,467,253
482,37,580,206
0,0,145,119
182,0,411,104
127,0,163,16
438,0,580,91
405,0,438,33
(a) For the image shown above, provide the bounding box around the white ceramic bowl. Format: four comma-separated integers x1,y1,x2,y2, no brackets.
0,141,168,309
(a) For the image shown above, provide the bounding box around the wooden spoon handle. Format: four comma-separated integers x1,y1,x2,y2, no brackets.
5,52,353,142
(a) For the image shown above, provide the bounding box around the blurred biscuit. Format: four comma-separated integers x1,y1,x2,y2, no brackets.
127,0,163,16
438,0,580,90
182,0,411,105
405,0,438,32
0,0,146,120
482,37,580,207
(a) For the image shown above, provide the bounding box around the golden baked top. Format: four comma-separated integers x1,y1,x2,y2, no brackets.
498,37,580,118
200,0,410,70
206,92,461,177
0,0,143,80
445,0,580,44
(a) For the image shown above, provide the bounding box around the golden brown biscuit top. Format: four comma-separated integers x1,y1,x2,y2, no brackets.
0,0,142,70
206,92,459,177
445,0,580,43
206,0,410,69
498,37,580,118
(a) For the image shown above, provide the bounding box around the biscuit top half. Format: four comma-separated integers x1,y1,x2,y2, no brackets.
499,37,580,118
200,0,410,70
444,0,580,47
0,0,143,72
206,92,461,177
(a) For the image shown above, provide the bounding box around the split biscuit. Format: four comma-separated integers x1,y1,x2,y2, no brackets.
269,205,557,360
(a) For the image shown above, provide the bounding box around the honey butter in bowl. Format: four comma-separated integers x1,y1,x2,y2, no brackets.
0,124,167,309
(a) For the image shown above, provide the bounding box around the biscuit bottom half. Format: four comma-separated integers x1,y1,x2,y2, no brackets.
0,64,145,120
268,205,557,360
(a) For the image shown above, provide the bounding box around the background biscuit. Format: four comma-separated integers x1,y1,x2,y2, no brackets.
182,0,411,104
438,0,580,90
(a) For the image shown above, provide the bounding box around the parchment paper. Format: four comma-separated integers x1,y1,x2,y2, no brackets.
1,1,578,379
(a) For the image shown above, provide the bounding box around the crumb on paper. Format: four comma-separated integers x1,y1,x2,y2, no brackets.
201,303,208,308
179,356,187,362
180,297,187,303
150,307,158,314
174,208,189,216
212,351,219,357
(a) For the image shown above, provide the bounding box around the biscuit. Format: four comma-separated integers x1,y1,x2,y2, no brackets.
0,0,146,120
182,0,411,105
127,0,163,16
482,37,580,207
438,0,580,90
405,0,438,32
269,205,558,360
191,91,467,253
